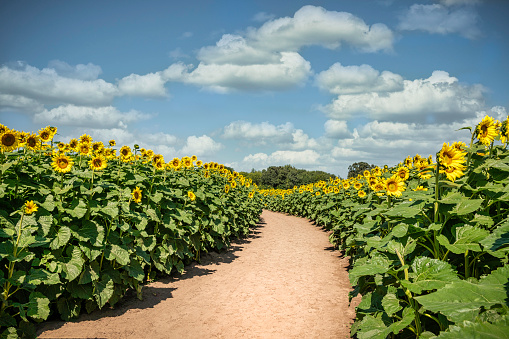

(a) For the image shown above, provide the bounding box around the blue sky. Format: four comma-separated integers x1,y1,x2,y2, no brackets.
1,0,508,177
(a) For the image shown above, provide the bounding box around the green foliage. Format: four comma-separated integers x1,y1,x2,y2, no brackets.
262,136,509,337
348,161,376,179
0,145,262,337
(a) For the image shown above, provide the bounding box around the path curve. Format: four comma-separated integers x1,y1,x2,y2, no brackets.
38,210,357,338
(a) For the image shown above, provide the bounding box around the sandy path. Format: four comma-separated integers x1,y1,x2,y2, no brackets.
38,210,356,338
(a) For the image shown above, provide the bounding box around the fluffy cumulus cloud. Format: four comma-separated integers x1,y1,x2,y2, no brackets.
315,63,404,95
34,105,151,128
182,5,394,92
47,60,103,80
248,5,394,53
398,3,481,39
222,120,318,150
325,70,485,123
243,150,321,167
0,62,118,111
185,52,311,92
324,120,351,138
179,135,223,156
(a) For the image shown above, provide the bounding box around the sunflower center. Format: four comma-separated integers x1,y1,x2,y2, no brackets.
58,159,68,168
388,183,397,191
2,134,15,146
27,138,37,147
93,159,102,167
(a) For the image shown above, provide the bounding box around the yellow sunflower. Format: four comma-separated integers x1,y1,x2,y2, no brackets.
476,115,498,146
195,160,203,167
0,129,20,152
154,160,165,171
39,127,53,143
91,141,104,153
183,157,193,168
385,176,406,197
79,134,92,144
441,164,466,182
24,200,38,215
51,154,74,173
89,155,107,171
171,157,181,168
343,182,350,190
109,140,116,147
203,170,210,178
191,155,198,162
413,186,428,191
438,142,466,169
187,191,196,201
79,143,91,156
224,184,230,193
248,192,254,199
68,138,79,151
25,133,40,151
131,187,142,203
396,166,410,181
354,182,362,190
358,190,366,198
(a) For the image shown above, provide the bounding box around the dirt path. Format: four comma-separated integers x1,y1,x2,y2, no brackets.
38,210,357,338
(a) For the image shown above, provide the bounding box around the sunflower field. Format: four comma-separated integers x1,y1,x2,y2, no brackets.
0,124,263,337
262,115,509,338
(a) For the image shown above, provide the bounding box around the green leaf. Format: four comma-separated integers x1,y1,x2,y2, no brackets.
50,226,72,250
106,244,130,266
27,292,51,321
382,293,402,317
415,265,509,323
26,268,61,286
62,246,84,282
67,280,93,300
72,220,104,247
349,254,391,285
68,198,88,219
437,225,489,254
100,201,118,219
401,257,459,294
435,315,509,338
480,218,509,252
447,197,484,216
93,275,114,309
38,215,53,236
56,296,81,321
126,259,145,282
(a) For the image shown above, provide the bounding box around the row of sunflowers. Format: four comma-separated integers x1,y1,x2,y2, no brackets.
0,123,263,337
261,115,509,338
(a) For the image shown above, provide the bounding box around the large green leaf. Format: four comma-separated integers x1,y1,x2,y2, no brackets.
106,244,130,266
435,315,509,338
93,275,114,309
415,265,509,323
437,225,489,254
62,246,85,282
26,268,61,286
56,296,81,321
349,254,392,285
480,218,509,252
27,292,50,321
50,226,72,250
401,257,459,294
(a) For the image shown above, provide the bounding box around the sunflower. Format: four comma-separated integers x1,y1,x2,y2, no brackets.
0,124,7,134
354,182,362,190
371,167,382,176
413,186,428,191
39,127,53,143
182,157,193,168
476,115,498,146
79,134,92,144
109,140,116,147
92,141,104,153
343,182,350,190
363,170,370,177
152,154,164,165
89,155,107,171
396,166,410,181
385,175,406,197
191,155,198,162
500,118,509,144
203,170,210,178
79,143,91,156
203,163,210,170
48,126,57,137
248,192,254,199
333,186,340,194
171,157,181,168
224,184,230,193
131,187,142,203
24,200,38,215
154,160,165,171
68,138,79,151
25,133,40,151
438,142,466,169
51,154,74,173
441,164,466,182
358,190,366,198
119,146,132,158
404,156,413,168
187,191,196,201
0,129,20,152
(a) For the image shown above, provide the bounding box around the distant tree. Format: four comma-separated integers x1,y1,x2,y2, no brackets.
347,162,375,178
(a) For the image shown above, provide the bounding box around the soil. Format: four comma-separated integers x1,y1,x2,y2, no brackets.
37,210,359,338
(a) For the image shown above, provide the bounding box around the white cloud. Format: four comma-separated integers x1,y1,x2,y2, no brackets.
315,63,404,94
47,60,102,80
0,62,118,107
243,149,321,167
324,120,352,138
248,5,394,53
0,94,45,113
252,12,276,22
34,105,151,128
398,4,481,39
118,72,168,97
179,135,223,156
223,121,294,142
325,70,485,123
439,0,482,6
185,52,311,92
